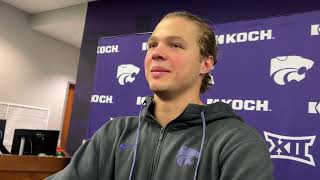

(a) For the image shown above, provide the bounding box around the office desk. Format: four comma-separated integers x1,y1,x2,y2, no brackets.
0,154,70,180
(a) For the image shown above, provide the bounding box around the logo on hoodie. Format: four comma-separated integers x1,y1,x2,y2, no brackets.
119,143,136,151
270,56,314,85
117,64,140,85
263,131,316,166
176,145,200,167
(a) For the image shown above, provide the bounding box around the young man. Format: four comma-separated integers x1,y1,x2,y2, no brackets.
47,11,273,180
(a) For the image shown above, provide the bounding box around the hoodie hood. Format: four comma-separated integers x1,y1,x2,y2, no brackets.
142,96,243,130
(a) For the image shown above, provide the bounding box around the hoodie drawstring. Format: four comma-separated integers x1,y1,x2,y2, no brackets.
193,110,206,180
128,105,143,180
128,107,206,180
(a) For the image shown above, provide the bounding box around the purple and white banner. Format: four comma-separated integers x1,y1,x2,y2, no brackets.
88,11,320,180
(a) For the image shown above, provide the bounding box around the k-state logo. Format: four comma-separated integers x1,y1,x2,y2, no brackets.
270,56,314,85
311,24,320,36
176,145,199,167
117,64,140,85
264,131,316,166
308,101,320,114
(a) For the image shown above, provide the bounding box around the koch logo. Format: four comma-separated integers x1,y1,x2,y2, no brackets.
142,42,148,51
207,99,271,111
97,45,120,54
311,24,320,36
91,95,114,104
136,96,146,105
308,102,320,114
270,56,314,85
215,29,273,44
264,131,316,166
117,64,140,85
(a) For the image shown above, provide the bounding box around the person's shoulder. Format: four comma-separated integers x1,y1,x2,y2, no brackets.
207,118,268,159
100,115,139,131
90,115,139,143
98,116,138,132
208,117,263,142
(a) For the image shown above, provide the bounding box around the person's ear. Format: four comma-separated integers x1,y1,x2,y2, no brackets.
200,56,214,75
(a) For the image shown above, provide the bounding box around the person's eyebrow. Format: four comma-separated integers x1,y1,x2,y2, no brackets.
166,36,188,44
147,36,157,43
147,36,188,44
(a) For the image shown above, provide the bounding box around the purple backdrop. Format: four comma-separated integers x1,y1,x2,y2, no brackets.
88,11,320,180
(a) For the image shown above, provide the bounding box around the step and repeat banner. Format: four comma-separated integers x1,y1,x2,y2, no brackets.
88,11,320,180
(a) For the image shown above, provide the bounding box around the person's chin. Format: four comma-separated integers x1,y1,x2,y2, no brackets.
150,86,166,93
148,83,167,92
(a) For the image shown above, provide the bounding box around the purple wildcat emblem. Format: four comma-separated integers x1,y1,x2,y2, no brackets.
176,145,200,167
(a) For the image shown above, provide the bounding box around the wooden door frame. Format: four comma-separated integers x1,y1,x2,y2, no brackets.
60,81,76,152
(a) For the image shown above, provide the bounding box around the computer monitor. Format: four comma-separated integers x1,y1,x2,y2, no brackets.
11,129,59,156
0,119,6,142
0,119,9,154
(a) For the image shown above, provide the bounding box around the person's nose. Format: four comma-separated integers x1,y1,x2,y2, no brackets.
151,44,167,61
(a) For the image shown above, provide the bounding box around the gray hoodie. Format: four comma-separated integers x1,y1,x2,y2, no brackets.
47,97,273,180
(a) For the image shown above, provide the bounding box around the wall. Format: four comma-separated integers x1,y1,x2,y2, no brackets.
68,0,320,154
0,2,80,132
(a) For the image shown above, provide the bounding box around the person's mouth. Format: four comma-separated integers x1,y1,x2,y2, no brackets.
151,66,170,73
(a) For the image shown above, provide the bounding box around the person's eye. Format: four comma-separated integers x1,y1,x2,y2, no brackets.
147,42,157,49
169,42,183,48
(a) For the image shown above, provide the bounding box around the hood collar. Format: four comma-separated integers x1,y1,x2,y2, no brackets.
142,96,243,130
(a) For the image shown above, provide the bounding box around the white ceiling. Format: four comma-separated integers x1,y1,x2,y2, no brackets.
1,0,95,47
1,0,94,14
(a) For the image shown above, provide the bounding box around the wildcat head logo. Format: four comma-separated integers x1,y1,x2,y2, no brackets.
176,145,199,167
270,56,314,85
117,64,140,85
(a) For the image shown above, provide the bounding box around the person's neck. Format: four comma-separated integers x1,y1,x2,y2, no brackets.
153,91,203,127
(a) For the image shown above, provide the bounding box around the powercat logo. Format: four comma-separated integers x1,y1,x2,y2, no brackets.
270,56,314,85
215,29,273,44
264,131,316,166
311,24,320,36
117,64,140,85
207,99,271,111
176,145,199,167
